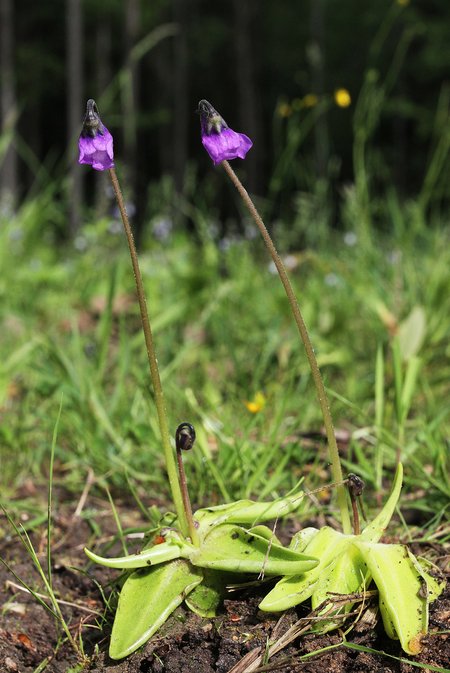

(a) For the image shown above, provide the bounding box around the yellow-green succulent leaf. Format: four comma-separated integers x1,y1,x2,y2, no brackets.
84,538,184,569
311,543,371,633
312,543,367,607
259,572,320,612
189,523,318,576
247,524,282,546
259,527,348,612
185,569,236,618
297,525,346,557
407,552,446,602
375,590,398,641
109,560,202,660
311,544,364,607
360,463,403,543
289,527,319,552
194,492,304,532
355,540,428,654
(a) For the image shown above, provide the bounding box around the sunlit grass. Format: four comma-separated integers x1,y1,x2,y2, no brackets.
0,190,449,527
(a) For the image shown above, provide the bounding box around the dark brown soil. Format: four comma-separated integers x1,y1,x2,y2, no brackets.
1,499,449,673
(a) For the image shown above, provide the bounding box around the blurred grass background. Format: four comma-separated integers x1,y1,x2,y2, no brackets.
0,184,448,526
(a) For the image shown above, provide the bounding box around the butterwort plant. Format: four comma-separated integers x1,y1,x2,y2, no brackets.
78,99,320,660
197,99,445,655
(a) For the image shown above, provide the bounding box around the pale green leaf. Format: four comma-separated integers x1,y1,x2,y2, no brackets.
185,569,233,617
247,524,282,545
84,538,186,569
259,527,346,611
289,527,319,551
354,541,429,655
360,462,403,542
109,560,202,660
407,553,446,603
189,524,317,576
194,492,305,531
310,543,370,633
400,356,422,423
398,306,427,360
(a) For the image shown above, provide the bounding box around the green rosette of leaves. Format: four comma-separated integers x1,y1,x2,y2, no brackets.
85,491,318,660
259,464,445,655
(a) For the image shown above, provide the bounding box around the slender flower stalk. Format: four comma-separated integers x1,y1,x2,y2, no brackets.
78,100,188,537
196,100,351,533
108,168,189,537
347,473,365,535
175,423,199,545
222,161,351,534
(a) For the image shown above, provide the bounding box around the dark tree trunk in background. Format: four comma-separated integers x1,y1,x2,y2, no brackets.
154,38,172,173
96,21,112,96
95,18,112,218
234,0,262,196
67,0,83,236
309,0,329,181
173,0,189,210
0,0,18,209
123,0,140,236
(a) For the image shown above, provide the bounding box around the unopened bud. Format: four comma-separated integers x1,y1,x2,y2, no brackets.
175,423,196,452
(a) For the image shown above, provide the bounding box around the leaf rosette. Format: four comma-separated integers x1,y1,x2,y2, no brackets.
85,491,318,659
259,464,445,655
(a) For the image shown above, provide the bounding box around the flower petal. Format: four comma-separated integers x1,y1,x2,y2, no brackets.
78,125,114,171
201,128,252,164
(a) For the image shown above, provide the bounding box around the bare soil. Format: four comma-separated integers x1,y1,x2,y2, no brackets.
1,496,449,673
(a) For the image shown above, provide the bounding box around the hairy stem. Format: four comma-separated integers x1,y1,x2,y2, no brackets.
349,492,361,535
222,160,351,534
108,168,188,536
176,448,199,545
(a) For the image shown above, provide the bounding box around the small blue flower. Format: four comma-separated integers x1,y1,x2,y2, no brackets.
197,100,252,165
78,99,114,171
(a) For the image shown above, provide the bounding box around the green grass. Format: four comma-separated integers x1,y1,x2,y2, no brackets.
0,183,449,528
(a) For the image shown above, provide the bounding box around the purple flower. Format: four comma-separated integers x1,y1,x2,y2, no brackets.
78,99,114,171
197,100,252,165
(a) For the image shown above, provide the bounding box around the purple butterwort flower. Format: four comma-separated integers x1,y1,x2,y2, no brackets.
197,99,252,165
78,99,114,171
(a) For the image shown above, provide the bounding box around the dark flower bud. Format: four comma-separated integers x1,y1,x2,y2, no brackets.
347,473,365,497
175,423,196,452
197,99,228,136
81,99,104,138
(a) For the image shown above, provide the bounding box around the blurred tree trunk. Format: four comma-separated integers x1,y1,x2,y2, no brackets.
67,0,83,236
309,0,329,180
95,18,112,218
154,40,172,173
233,0,262,195
0,0,18,210
123,0,140,237
173,0,188,209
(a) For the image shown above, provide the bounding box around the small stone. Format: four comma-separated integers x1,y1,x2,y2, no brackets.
5,657,18,671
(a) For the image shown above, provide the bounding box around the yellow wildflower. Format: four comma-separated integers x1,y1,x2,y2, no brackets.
277,102,292,118
334,88,352,108
245,391,266,414
302,93,319,108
